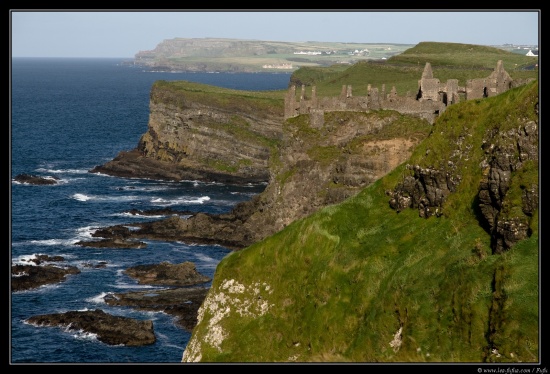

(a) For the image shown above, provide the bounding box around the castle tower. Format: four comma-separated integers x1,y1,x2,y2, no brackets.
418,62,441,101
284,85,297,119
311,86,318,107
488,60,513,95
422,62,433,79
340,85,347,99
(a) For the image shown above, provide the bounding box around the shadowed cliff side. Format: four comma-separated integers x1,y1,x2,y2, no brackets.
91,81,284,185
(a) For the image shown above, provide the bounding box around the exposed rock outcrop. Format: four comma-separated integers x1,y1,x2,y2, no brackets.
25,309,156,346
12,264,81,292
477,115,539,253
124,261,211,287
104,287,210,331
13,174,60,185
101,262,212,331
387,83,538,253
74,238,147,249
20,254,66,265
387,164,460,217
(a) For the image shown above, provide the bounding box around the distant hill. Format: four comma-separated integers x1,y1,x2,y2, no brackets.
130,37,414,72
388,41,538,70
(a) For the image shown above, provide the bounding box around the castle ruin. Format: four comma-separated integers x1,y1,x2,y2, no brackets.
284,60,530,126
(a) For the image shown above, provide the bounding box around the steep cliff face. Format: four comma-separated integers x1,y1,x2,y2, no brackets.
237,110,431,243
387,83,539,253
91,82,283,184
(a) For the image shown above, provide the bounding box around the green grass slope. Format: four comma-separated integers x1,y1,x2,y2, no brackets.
290,42,538,98
186,81,539,363
389,41,537,70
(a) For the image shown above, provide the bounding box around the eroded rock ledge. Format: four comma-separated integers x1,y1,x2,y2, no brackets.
124,261,211,287
90,149,267,185
26,309,156,346
12,262,81,292
13,173,60,185
103,261,212,331
104,287,209,331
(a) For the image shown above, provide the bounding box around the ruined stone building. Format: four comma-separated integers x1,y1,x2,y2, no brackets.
284,60,533,126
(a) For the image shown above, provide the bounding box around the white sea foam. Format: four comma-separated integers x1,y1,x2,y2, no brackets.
75,226,99,239
69,330,99,342
27,238,77,247
151,195,210,206
86,293,109,304
113,283,157,290
72,193,92,201
115,212,165,219
192,252,217,263
116,185,169,192
36,167,88,175
72,193,141,203
12,253,41,265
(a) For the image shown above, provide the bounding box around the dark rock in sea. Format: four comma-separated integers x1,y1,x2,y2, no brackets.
124,261,211,287
11,264,81,292
25,309,156,346
92,225,134,239
104,287,209,331
91,216,249,251
21,254,66,265
74,225,148,249
101,262,211,331
81,261,108,268
13,173,60,185
74,238,147,249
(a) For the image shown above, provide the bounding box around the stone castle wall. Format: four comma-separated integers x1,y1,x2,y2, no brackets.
285,61,532,126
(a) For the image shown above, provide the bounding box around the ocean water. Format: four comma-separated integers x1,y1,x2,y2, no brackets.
10,57,291,364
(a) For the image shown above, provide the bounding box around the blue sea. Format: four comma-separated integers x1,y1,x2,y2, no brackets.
10,57,291,364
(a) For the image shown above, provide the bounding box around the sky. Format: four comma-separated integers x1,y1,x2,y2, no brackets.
10,10,540,58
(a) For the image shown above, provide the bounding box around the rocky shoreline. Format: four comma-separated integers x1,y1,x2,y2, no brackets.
13,258,213,346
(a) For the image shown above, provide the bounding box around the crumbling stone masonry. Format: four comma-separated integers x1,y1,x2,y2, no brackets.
284,61,533,126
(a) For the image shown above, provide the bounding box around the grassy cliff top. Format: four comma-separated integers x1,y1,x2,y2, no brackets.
151,80,286,116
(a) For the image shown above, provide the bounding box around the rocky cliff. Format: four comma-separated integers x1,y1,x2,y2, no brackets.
91,81,283,184
91,81,432,249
